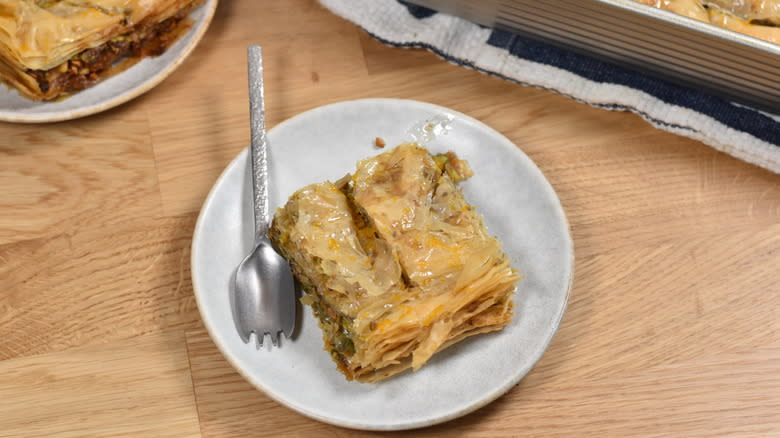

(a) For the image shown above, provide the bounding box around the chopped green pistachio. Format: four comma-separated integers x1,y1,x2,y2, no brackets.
433,154,448,171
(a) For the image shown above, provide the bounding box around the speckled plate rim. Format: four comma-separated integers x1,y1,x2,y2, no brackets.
191,98,575,430
0,0,218,124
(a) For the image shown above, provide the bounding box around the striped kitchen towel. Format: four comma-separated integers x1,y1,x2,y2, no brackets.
319,0,780,173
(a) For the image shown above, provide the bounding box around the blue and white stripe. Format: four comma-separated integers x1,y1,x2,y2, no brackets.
320,0,780,173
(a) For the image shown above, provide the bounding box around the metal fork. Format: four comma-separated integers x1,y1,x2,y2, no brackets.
232,46,296,347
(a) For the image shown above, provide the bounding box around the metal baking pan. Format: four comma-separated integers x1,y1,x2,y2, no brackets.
405,0,780,113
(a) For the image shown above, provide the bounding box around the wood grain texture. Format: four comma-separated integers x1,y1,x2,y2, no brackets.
0,0,778,436
0,215,200,360
0,111,161,246
0,330,201,438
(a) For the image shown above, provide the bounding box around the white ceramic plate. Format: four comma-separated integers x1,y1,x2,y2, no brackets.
191,98,573,430
0,0,218,123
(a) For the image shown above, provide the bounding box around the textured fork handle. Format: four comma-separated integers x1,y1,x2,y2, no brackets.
248,46,269,241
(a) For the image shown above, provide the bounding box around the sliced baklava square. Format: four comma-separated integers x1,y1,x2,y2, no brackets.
270,143,519,382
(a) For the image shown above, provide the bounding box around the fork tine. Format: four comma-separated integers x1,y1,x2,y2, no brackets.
256,332,264,349
237,326,251,344
270,331,279,347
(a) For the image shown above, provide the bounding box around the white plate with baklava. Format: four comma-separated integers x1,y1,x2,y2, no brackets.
191,98,574,430
0,0,218,123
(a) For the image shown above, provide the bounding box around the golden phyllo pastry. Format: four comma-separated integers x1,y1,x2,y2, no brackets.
269,143,520,382
0,0,204,100
635,0,780,43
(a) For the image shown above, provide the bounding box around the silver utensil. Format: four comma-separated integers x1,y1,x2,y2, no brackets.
232,45,296,347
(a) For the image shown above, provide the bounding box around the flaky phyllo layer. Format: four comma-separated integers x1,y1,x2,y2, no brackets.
269,143,519,382
0,0,203,100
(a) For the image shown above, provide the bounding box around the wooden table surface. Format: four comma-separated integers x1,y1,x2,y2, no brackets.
2,1,779,436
